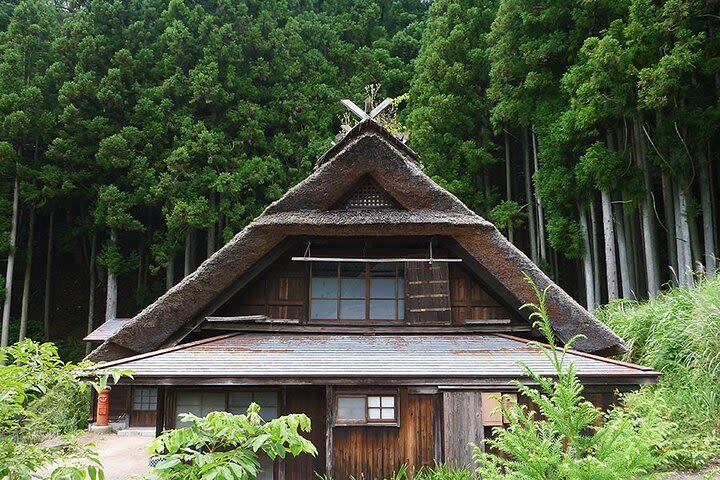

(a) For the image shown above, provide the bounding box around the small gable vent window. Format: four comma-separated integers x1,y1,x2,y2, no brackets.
341,178,397,210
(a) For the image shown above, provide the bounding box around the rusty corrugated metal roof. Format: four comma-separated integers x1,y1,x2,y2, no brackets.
95,333,658,384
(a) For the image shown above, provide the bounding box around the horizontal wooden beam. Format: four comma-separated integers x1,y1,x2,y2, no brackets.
291,256,462,263
199,323,532,334
113,374,658,387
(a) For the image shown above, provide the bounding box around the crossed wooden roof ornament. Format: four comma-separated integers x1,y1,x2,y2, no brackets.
341,98,393,121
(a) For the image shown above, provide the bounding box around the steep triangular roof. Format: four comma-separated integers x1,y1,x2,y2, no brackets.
87,120,625,362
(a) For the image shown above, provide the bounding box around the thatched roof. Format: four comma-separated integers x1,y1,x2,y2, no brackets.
87,120,625,362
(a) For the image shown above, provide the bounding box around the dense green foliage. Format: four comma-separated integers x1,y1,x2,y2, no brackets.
601,276,720,468
0,0,428,353
0,339,102,479
408,0,720,307
144,404,316,480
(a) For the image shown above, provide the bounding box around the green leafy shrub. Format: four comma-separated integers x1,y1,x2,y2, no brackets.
414,463,477,479
0,339,104,479
318,463,477,480
599,277,720,469
27,382,90,436
143,403,317,480
472,277,663,479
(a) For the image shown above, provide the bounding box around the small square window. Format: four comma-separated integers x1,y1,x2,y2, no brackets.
336,394,398,425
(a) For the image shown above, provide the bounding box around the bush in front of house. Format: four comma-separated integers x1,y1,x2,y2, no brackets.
471,277,665,480
142,404,317,480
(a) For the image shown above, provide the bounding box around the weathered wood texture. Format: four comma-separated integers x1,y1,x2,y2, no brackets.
155,386,166,437
212,250,520,328
449,264,514,324
442,391,484,467
405,261,452,324
283,386,327,479
215,258,308,322
332,388,437,479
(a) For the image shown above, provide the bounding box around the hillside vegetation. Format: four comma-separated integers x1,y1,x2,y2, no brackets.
601,276,720,469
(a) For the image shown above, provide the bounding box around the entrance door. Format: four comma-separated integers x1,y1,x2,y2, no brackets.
130,387,157,427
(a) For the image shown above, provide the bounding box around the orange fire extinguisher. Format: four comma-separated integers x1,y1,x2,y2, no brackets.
96,388,111,426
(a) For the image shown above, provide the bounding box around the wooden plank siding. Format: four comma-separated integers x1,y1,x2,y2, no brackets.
449,264,513,325
283,386,327,479
214,259,308,322
442,391,484,468
332,388,437,479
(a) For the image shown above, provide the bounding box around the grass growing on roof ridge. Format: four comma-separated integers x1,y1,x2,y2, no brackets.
599,275,720,469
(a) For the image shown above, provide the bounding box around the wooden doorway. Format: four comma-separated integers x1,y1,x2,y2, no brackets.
130,387,157,427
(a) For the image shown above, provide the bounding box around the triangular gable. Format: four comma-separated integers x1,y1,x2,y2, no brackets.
262,121,475,215
86,120,625,362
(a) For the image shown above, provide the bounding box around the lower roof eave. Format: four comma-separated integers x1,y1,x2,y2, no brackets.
115,373,659,388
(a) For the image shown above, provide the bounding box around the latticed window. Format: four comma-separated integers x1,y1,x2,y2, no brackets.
336,394,398,425
341,178,397,209
133,387,157,411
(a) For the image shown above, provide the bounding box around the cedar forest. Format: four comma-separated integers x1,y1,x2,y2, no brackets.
0,0,719,361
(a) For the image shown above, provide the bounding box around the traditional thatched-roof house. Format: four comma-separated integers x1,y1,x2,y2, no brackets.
85,119,657,479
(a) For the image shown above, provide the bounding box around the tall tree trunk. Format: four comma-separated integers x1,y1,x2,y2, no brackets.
43,210,54,340
184,229,193,277
699,150,716,275
601,189,619,301
166,255,175,291
579,206,595,311
613,200,632,299
590,200,602,304
625,206,639,293
18,208,35,341
504,132,514,243
675,180,693,287
634,115,660,297
86,233,96,355
532,127,547,261
523,128,538,263
105,229,118,321
1,176,19,348
207,192,217,257
661,173,678,282
689,207,702,271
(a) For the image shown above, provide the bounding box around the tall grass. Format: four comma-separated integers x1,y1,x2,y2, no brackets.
599,276,720,469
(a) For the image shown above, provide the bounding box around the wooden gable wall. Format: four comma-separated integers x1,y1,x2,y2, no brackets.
214,258,308,321
212,254,521,328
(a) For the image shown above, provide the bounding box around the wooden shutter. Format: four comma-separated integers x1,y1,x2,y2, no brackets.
405,261,451,324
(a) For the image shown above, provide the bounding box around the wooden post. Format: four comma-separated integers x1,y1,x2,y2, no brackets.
155,386,166,438
325,385,334,476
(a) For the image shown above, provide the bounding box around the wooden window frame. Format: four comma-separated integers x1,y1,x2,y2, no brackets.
132,386,157,412
309,262,404,323
334,393,399,427
173,388,281,427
